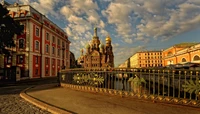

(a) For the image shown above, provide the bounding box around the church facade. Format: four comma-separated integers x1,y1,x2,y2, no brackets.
78,28,114,68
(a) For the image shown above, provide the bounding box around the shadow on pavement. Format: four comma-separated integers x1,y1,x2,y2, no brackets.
0,77,59,95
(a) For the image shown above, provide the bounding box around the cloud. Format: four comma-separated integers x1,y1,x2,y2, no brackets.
16,0,200,66
113,45,145,67
102,0,200,43
20,0,60,18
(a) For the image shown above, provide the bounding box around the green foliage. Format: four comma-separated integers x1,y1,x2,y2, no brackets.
182,78,200,94
0,4,23,54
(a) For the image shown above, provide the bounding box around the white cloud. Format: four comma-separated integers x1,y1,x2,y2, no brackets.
20,0,60,18
113,45,145,67
18,0,200,66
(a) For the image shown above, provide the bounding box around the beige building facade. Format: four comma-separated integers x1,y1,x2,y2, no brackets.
118,51,162,68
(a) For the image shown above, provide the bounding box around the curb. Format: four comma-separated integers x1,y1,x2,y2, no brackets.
20,85,72,114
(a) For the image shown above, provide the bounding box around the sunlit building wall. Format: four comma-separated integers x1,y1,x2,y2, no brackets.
0,2,70,80
162,43,200,66
118,51,162,68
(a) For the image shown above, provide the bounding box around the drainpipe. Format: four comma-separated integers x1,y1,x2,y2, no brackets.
40,22,43,78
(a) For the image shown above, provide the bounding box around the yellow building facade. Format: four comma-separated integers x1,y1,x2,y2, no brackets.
163,43,200,66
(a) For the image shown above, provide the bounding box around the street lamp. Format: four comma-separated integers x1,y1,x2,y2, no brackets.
61,46,65,70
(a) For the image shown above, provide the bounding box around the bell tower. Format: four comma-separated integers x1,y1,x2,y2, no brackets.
105,35,114,67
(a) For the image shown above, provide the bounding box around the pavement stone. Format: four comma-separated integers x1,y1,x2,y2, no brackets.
0,85,52,114
26,85,200,114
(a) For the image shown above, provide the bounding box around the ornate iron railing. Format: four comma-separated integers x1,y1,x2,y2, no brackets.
59,68,200,107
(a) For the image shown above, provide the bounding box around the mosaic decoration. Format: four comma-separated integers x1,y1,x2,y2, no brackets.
73,73,104,86
182,78,200,94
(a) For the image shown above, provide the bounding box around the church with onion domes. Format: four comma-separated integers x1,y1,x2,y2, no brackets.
77,27,114,68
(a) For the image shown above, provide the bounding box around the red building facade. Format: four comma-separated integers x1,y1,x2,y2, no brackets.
0,3,70,80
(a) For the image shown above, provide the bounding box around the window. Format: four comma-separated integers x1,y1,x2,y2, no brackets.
35,56,38,64
182,58,187,62
35,41,39,50
52,47,55,54
57,39,60,45
46,32,49,40
193,55,200,61
167,52,173,56
19,39,25,49
46,45,49,53
58,49,60,56
36,27,39,37
17,55,24,64
52,36,55,42
7,56,12,64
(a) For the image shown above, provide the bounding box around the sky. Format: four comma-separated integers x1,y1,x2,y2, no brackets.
6,0,200,67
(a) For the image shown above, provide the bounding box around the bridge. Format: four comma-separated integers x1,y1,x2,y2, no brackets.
59,68,200,107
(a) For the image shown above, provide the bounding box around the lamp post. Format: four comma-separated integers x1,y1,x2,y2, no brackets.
62,46,65,70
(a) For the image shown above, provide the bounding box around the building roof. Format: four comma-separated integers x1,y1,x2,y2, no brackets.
173,42,198,48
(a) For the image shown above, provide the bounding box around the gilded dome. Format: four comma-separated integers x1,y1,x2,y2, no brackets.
85,44,90,48
99,44,104,48
105,36,111,41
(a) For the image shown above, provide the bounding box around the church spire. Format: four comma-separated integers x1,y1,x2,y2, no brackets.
94,27,97,37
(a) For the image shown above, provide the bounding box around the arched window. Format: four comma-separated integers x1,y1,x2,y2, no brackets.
19,39,25,49
167,52,173,56
193,55,200,61
182,58,187,62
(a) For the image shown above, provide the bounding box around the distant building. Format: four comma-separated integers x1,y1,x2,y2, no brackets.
118,51,162,68
0,2,70,80
77,27,114,68
162,42,200,66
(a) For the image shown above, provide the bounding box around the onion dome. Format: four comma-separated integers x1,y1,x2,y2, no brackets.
85,44,90,48
99,44,104,48
105,35,111,41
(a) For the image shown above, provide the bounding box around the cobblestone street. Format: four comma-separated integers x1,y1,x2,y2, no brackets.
0,85,51,114
0,78,57,114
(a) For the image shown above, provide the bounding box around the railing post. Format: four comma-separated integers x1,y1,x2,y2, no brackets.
57,71,61,87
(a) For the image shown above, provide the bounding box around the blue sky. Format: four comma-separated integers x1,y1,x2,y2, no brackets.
6,0,200,67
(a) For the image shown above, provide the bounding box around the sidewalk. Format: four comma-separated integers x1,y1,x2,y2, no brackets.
23,84,200,114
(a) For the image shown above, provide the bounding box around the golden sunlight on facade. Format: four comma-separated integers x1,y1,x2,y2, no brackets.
118,51,162,68
0,2,70,80
119,42,200,68
163,43,200,66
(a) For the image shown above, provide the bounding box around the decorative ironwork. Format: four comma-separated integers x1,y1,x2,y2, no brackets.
73,73,104,86
61,68,200,107
182,78,200,94
128,75,146,93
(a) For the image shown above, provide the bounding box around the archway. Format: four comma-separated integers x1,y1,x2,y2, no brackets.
182,58,186,62
193,55,200,61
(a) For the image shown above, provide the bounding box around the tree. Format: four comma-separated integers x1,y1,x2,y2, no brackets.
0,4,23,54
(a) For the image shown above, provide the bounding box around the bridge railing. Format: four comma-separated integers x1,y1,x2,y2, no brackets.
59,68,200,107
